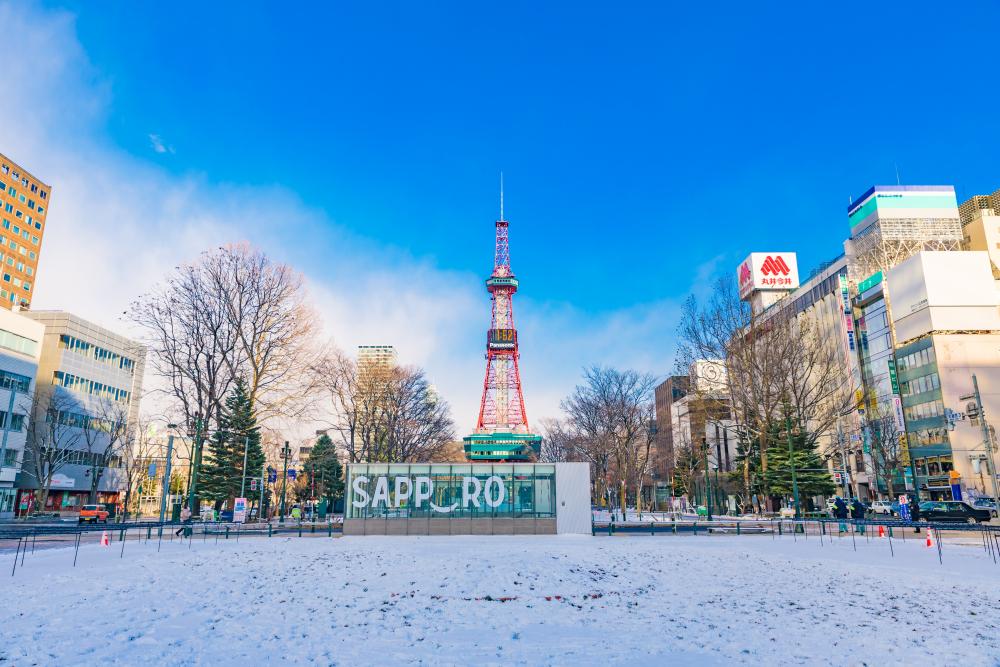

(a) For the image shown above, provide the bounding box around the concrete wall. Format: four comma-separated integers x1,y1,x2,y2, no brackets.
555,462,591,534
887,251,1000,344
934,334,1000,497
343,517,558,536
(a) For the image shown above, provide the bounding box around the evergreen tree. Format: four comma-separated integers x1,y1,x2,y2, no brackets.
304,433,344,510
200,377,265,510
763,419,835,503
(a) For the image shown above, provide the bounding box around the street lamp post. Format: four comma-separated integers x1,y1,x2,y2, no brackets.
279,441,290,523
239,435,250,499
157,428,176,537
702,437,713,521
185,414,204,516
786,413,801,519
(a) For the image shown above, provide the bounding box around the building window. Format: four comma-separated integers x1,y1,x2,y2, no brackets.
0,328,38,356
0,370,31,392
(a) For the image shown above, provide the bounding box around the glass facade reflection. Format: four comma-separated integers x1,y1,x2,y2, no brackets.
345,463,556,520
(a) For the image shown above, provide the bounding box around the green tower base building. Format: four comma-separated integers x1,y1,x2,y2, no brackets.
463,431,542,462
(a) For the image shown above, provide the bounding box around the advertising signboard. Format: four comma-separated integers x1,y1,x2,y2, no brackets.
736,252,800,299
233,497,248,523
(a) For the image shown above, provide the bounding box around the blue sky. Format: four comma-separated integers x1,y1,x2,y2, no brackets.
5,1,1000,433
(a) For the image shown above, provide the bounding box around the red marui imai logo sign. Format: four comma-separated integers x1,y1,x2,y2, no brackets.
737,252,800,298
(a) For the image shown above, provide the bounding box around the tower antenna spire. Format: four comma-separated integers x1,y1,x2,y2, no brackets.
500,171,504,221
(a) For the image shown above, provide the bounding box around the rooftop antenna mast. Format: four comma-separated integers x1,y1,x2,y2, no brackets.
500,171,504,221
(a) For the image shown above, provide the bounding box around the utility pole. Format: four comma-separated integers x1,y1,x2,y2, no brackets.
186,414,204,516
836,425,851,498
279,441,290,523
786,412,801,519
259,460,265,521
239,435,250,499
157,432,175,536
702,437,713,521
972,374,1000,514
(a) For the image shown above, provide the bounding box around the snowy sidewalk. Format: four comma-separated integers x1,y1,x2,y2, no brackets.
2,534,999,666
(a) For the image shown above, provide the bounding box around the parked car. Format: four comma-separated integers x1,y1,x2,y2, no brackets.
970,498,998,518
918,501,991,524
869,500,896,516
79,504,109,524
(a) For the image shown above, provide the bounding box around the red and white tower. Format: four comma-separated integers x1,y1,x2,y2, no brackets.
464,187,542,461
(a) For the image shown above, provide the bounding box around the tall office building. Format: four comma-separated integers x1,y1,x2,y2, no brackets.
0,153,50,309
959,189,1000,279
15,311,144,514
0,309,43,518
357,345,397,374
846,185,962,281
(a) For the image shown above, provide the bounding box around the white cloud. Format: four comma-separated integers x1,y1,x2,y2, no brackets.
148,133,175,154
0,1,696,435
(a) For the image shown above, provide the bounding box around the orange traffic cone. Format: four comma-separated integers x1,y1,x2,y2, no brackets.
878,525,885,538
925,528,934,548
100,530,110,547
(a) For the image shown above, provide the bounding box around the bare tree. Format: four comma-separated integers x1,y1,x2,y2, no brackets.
676,277,856,510
862,406,904,499
130,251,239,449
561,366,657,516
538,417,583,463
313,349,455,463
118,418,160,520
23,389,82,513
676,279,785,504
382,367,455,461
203,243,322,425
131,243,320,445
672,436,702,502
79,400,132,504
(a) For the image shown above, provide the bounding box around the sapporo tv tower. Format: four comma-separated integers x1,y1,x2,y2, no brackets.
463,180,542,462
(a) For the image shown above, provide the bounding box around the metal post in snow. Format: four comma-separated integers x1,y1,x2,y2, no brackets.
158,434,175,540
239,435,250,499
11,537,21,576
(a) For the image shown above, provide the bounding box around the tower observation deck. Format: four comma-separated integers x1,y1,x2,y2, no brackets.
463,201,542,462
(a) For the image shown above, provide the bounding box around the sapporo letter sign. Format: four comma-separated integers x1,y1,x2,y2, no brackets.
351,475,506,514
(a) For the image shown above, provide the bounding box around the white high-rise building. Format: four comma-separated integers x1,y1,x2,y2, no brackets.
0,308,42,518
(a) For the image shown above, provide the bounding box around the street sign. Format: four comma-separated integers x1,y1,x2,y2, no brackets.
288,469,297,480
898,495,911,521
250,478,258,491
148,462,156,478
233,497,248,523
267,467,277,483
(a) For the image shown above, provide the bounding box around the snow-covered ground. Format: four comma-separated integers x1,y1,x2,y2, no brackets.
3,533,999,666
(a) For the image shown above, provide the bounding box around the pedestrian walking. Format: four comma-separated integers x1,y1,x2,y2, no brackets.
834,496,848,532
175,505,192,536
909,496,922,533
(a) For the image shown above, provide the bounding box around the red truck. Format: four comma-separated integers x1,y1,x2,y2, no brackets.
79,504,109,524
